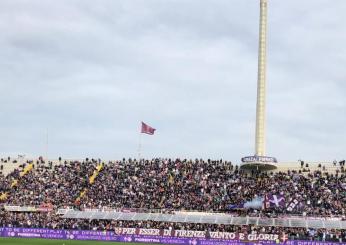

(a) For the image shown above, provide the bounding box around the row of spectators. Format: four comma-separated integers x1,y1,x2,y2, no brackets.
0,211,345,242
81,159,345,216
0,158,345,217
1,160,97,206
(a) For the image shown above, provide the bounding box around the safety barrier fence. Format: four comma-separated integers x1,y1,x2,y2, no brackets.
60,210,346,230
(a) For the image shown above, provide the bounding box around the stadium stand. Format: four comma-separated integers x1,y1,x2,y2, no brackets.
0,157,345,243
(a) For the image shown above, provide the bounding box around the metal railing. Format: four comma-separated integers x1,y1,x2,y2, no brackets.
60,210,346,230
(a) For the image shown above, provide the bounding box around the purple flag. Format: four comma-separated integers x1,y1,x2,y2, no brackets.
265,194,285,208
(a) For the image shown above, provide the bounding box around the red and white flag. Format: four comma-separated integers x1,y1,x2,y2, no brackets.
141,122,156,135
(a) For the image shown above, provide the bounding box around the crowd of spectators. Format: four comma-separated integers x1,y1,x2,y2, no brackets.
78,159,346,217
1,159,98,206
0,158,345,243
0,158,345,216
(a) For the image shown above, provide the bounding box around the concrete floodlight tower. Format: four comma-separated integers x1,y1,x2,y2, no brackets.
241,0,277,170
255,0,267,157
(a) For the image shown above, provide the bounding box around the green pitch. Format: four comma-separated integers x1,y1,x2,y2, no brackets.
0,238,153,245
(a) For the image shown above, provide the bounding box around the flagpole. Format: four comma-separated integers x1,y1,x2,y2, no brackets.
137,131,142,161
46,128,49,162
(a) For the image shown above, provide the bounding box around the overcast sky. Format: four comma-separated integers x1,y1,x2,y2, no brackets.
0,0,345,162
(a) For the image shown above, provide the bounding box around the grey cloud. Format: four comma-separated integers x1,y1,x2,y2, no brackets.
0,0,345,162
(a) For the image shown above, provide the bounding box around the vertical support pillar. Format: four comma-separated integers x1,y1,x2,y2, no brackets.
255,0,268,156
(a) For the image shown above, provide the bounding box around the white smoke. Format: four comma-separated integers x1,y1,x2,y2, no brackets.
243,196,264,209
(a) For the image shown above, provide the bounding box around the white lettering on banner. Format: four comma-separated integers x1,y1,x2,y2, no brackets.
36,207,53,212
109,227,281,241
209,232,236,240
121,228,136,235
138,229,160,236
81,231,106,236
4,205,55,212
17,233,40,237
247,234,278,241
175,230,206,238
4,206,36,212
21,229,62,234
4,206,19,211
134,238,160,243
163,229,172,236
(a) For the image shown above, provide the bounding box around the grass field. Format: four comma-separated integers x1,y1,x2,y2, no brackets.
0,238,152,245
